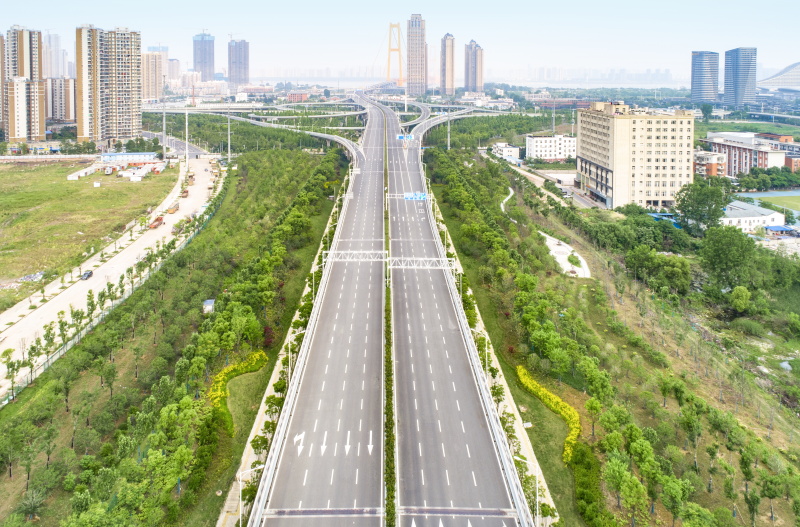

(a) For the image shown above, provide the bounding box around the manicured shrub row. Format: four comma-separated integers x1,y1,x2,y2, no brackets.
207,351,269,435
384,285,396,526
516,365,580,463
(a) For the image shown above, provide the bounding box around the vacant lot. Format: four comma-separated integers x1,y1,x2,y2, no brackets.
695,120,800,140
0,161,177,285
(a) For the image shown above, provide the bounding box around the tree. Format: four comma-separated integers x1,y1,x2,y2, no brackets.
744,488,761,527
675,181,729,235
602,455,628,508
51,360,77,412
2,348,22,400
662,476,693,527
730,286,751,313
699,226,756,292
679,408,703,469
760,473,782,524
104,362,118,397
682,502,715,527
133,345,144,379
86,289,97,320
700,103,713,122
17,488,45,521
620,471,648,525
585,397,602,439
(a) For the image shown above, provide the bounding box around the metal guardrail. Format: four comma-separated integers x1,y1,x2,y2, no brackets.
412,118,535,527
247,139,360,527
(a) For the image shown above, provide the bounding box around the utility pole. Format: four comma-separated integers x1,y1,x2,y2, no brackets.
227,102,232,167
552,99,556,133
447,110,451,150
162,75,167,158
184,107,189,170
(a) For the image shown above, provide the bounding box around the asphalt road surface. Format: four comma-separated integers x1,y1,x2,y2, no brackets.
257,99,386,526
383,102,517,525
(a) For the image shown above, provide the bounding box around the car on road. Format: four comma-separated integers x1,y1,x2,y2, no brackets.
80,270,93,280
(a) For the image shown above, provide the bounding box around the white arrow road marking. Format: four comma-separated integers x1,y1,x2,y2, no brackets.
345,431,351,455
321,431,328,455
368,430,374,455
294,432,305,456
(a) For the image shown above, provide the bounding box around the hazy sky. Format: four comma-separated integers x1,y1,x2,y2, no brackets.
3,0,795,84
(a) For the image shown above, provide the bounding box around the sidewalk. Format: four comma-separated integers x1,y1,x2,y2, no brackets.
0,151,220,400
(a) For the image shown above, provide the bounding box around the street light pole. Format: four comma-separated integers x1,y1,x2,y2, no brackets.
514,455,540,526
237,464,265,527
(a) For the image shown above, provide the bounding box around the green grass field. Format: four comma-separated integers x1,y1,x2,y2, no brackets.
759,195,800,211
694,120,800,140
0,161,178,308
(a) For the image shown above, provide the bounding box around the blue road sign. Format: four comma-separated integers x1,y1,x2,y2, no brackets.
404,192,427,200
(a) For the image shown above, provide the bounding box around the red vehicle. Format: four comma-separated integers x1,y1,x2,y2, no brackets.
149,216,164,229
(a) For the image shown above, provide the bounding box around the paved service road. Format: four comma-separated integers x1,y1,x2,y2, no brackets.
0,156,216,398
382,101,518,525
255,98,386,526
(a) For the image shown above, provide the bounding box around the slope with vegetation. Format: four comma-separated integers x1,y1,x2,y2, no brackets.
0,132,347,525
424,115,800,527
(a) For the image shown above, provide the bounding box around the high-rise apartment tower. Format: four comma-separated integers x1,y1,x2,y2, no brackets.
406,14,427,96
228,39,249,92
2,25,46,142
690,51,719,103
193,33,215,82
76,25,141,144
724,47,757,108
141,51,164,101
464,40,483,92
440,33,454,96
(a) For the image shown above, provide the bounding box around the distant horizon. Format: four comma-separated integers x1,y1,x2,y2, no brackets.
3,0,795,87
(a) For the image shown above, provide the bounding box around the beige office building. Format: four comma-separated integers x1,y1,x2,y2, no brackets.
141,51,164,101
76,25,141,144
440,33,454,96
2,26,46,142
577,102,695,209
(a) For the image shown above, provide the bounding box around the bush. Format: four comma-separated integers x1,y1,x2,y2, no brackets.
729,318,766,337
517,366,581,463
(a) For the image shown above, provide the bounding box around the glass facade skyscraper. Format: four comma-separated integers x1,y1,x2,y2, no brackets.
690,51,718,103
193,33,215,82
724,47,757,108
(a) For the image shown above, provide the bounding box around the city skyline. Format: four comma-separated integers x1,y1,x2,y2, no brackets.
3,0,795,87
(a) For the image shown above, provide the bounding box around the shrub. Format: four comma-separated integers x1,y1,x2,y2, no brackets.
517,366,580,463
729,318,766,337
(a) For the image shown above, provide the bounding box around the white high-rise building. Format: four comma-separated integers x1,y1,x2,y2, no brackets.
406,14,427,96
526,134,576,162
76,25,141,144
577,102,695,209
440,33,454,96
43,33,68,78
2,26,46,142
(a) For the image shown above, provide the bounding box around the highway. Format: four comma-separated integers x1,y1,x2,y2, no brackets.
248,99,385,526
383,102,523,526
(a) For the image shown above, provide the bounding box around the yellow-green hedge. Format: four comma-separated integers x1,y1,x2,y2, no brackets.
517,365,581,463
207,351,269,435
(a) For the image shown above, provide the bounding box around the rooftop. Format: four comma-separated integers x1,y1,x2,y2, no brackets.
723,200,782,219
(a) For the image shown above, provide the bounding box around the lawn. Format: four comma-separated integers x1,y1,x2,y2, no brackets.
0,161,178,281
759,195,800,212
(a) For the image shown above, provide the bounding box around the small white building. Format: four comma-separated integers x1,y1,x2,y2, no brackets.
492,142,521,159
721,200,785,232
526,134,576,162
100,152,158,164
